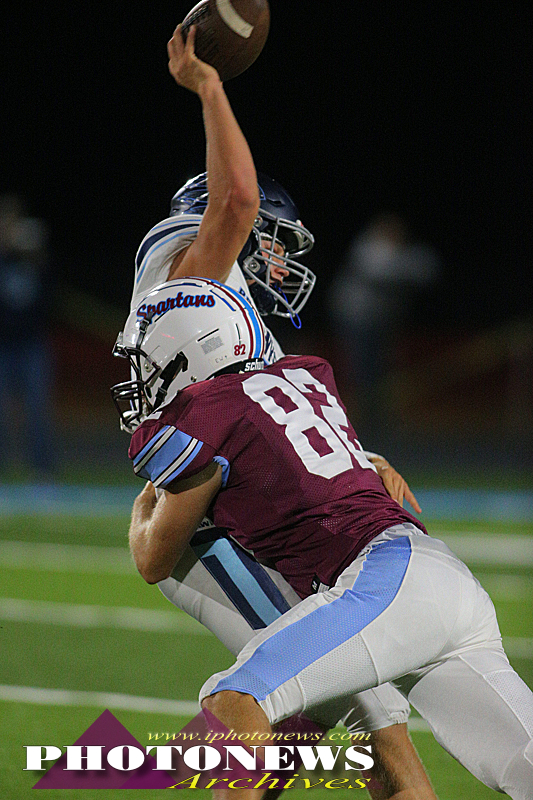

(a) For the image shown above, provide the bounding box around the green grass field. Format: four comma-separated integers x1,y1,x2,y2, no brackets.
1,510,532,799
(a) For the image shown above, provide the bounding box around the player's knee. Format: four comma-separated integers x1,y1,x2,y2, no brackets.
371,722,411,749
499,738,533,800
202,689,257,717
369,721,413,769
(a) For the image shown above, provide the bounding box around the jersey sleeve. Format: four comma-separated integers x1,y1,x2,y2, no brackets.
131,214,203,310
129,423,224,491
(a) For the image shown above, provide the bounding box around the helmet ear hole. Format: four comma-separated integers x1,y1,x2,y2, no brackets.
244,257,262,275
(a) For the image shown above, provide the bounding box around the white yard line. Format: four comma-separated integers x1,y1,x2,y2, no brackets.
1,535,529,737
2,535,533,574
0,541,134,573
0,598,530,659
0,684,199,717
502,638,533,659
0,683,432,731
477,573,533,600
0,598,209,635
434,533,533,566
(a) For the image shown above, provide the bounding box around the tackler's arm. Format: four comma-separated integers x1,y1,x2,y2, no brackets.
129,464,223,584
365,451,422,514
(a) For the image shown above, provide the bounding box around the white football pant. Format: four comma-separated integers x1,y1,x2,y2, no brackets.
200,525,533,799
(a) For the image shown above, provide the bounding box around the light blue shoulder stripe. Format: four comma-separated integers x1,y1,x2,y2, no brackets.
132,425,173,467
136,429,199,483
155,440,204,487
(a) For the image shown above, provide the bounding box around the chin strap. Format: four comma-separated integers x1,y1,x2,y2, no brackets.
274,284,302,329
153,352,188,410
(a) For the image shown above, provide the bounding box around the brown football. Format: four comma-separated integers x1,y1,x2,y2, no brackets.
180,0,270,81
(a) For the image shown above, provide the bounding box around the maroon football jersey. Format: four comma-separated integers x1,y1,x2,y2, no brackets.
130,355,426,598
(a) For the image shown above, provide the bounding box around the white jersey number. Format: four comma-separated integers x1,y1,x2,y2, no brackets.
242,368,376,479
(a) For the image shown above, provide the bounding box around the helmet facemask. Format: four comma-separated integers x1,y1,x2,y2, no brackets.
171,172,316,320
240,211,315,319
111,320,188,433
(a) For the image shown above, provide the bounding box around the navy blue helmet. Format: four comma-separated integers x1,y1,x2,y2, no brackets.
170,172,315,318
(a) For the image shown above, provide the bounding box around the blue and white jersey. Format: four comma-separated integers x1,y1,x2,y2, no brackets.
131,213,283,365
132,214,203,309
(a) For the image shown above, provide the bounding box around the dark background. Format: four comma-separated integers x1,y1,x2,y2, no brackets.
2,3,531,327
1,2,532,482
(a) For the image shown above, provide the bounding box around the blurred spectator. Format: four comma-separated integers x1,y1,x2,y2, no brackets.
0,192,56,476
328,212,441,441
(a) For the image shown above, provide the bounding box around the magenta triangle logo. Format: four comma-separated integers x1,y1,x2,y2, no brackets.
121,706,215,789
32,709,172,789
31,707,327,790
31,707,249,790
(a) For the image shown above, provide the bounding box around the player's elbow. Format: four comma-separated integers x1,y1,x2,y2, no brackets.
226,181,260,222
136,558,171,585
140,567,170,585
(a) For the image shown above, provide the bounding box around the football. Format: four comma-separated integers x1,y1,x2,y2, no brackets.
180,0,270,81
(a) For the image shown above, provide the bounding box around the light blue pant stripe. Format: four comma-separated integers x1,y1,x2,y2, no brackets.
210,536,412,700
195,538,288,627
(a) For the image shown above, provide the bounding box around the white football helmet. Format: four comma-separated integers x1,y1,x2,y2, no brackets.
112,278,267,432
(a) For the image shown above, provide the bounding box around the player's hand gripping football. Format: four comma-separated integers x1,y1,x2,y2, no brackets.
168,24,221,94
367,455,422,514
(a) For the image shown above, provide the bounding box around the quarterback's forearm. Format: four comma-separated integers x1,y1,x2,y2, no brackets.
169,78,259,282
199,77,259,220
170,23,258,212
166,26,259,283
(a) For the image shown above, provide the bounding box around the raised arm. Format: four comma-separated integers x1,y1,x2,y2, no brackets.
166,25,259,283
